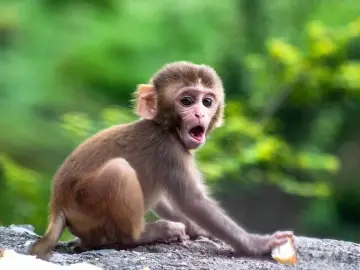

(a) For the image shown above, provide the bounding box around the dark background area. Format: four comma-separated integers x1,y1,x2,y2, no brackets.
2,0,360,242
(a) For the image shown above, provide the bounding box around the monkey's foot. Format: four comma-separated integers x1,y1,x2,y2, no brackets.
194,236,221,249
186,224,214,240
137,220,189,245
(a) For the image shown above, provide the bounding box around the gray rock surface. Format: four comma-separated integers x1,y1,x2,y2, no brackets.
0,225,360,269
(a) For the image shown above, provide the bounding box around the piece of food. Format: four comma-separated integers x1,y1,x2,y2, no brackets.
271,237,297,265
0,248,102,269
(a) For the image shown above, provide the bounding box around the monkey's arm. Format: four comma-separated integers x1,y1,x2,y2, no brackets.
153,197,185,221
167,171,292,255
153,197,211,239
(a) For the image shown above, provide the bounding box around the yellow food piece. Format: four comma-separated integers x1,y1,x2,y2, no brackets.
271,237,297,265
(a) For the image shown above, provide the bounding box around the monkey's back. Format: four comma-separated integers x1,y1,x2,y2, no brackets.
52,119,185,208
56,120,158,176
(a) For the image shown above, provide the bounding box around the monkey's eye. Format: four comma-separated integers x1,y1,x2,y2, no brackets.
202,98,213,107
180,96,194,107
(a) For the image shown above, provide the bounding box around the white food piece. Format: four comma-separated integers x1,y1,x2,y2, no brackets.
0,249,103,270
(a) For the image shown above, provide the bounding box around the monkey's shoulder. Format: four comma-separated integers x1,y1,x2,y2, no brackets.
75,120,154,145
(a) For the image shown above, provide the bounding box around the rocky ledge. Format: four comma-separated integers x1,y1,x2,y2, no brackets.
0,225,360,270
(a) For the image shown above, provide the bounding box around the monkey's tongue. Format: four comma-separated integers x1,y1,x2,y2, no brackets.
189,126,205,141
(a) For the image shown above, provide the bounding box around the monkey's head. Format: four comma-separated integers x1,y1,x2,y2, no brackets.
133,61,225,150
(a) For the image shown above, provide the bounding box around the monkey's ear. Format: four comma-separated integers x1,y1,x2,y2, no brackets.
207,104,224,133
133,84,157,120
214,104,224,128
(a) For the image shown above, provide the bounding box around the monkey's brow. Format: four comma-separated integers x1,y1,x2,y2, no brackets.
180,87,216,98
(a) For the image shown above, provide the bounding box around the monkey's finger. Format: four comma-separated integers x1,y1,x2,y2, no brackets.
268,238,289,250
273,231,294,239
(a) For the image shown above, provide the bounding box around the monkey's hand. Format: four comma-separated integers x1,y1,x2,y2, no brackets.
247,231,294,256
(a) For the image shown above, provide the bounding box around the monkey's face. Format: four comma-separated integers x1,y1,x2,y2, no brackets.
134,61,225,149
175,86,219,150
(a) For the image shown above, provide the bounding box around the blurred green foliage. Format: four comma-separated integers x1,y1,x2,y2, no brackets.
2,0,360,242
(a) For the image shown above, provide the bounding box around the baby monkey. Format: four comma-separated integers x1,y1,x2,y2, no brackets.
29,61,293,259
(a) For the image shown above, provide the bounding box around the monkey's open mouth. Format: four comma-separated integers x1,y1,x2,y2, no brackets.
189,126,205,141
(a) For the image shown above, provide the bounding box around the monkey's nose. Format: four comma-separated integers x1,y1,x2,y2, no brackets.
195,113,204,118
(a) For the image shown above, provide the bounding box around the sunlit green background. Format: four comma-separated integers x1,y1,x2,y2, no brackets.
2,0,360,242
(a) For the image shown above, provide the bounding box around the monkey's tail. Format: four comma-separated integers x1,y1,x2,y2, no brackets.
45,211,67,243
28,211,66,259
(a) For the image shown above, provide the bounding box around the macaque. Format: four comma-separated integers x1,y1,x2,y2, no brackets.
29,61,293,260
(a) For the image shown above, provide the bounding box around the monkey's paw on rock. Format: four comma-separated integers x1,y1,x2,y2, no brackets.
1,225,360,270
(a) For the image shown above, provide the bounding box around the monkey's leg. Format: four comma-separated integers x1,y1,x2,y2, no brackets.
154,198,212,239
28,211,66,260
68,158,146,250
72,219,188,252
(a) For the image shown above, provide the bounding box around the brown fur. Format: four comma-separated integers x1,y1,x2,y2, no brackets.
29,61,292,260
